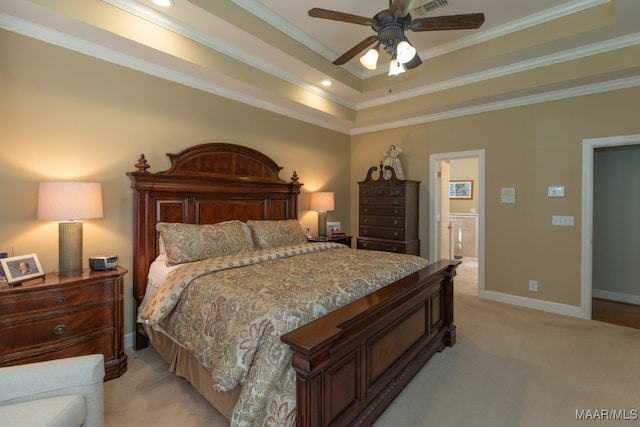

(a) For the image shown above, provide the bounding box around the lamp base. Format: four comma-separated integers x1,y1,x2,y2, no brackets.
318,211,328,238
59,221,83,276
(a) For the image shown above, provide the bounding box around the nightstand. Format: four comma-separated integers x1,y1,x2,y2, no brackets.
308,235,353,247
0,267,128,380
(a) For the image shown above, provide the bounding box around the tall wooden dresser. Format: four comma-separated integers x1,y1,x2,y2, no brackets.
357,165,420,255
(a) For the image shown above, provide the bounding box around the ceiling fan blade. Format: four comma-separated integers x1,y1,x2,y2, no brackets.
409,13,485,31
308,8,376,26
389,0,416,18
404,53,422,69
333,35,379,65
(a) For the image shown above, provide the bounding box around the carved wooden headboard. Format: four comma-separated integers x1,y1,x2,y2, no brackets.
127,143,302,345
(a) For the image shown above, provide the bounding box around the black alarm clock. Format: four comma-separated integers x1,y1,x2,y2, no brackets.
89,255,119,271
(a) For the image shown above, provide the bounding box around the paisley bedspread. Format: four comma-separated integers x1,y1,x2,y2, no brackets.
138,242,430,427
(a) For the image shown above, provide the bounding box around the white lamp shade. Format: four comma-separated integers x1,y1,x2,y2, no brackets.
396,40,417,64
359,48,379,70
310,192,335,212
388,59,406,76
38,182,104,221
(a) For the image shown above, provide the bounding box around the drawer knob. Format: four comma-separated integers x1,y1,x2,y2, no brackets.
364,219,368,224
53,324,66,335
56,297,66,305
393,232,399,237
364,208,368,213
364,230,368,235
393,220,398,225
394,209,398,214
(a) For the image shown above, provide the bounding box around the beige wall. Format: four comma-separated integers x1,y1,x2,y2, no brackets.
3,28,640,339
0,30,350,336
351,86,640,307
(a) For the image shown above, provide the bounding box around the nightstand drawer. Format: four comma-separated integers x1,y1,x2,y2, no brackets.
0,304,113,353
0,281,114,319
0,267,127,380
0,334,114,367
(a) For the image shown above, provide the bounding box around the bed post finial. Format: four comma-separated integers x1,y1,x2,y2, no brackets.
290,170,300,184
135,154,151,173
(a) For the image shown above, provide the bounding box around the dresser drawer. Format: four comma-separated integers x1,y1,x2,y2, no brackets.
0,304,113,353
360,226,406,240
360,216,404,228
360,185,406,198
0,281,114,319
360,206,404,217
360,196,404,207
357,239,407,253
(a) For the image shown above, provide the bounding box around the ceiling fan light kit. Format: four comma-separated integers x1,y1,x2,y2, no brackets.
308,0,484,74
360,45,380,70
396,40,417,64
388,59,406,76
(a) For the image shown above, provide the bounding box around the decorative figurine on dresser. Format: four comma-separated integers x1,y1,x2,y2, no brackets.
357,154,420,255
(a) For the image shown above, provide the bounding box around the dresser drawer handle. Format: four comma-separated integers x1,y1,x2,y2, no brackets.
364,219,368,224
364,230,368,235
56,297,66,305
394,209,399,214
393,232,399,237
393,220,398,225
364,208,368,213
53,324,67,335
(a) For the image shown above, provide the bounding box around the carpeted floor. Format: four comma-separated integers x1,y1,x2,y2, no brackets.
105,258,640,426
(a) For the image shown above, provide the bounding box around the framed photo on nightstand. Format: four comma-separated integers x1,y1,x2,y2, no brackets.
1,253,45,284
327,222,342,233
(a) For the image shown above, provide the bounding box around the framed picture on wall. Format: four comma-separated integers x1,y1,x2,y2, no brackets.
449,180,473,199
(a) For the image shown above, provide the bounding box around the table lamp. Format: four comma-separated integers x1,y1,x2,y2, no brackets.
37,182,103,276
310,192,334,238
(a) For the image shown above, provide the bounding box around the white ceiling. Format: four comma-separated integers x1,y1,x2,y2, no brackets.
1,0,639,134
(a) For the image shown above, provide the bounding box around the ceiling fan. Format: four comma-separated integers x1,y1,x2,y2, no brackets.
308,0,485,75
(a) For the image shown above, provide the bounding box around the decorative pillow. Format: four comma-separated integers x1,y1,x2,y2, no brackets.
246,219,307,249
156,221,250,266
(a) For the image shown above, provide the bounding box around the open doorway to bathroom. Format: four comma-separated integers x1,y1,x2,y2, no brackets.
430,150,485,296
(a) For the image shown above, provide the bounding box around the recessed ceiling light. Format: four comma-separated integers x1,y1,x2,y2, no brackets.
321,80,332,87
152,0,174,7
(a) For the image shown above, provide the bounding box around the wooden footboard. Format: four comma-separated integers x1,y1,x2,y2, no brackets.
282,259,459,427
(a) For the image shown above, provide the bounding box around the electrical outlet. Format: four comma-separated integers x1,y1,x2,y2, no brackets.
528,280,538,292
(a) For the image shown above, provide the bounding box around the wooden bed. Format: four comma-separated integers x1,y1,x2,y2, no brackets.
127,143,459,427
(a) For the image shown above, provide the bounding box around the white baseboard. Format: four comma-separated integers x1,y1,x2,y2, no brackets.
479,289,585,318
592,289,640,305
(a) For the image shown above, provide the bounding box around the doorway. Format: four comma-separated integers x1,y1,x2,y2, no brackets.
430,150,485,295
581,134,640,321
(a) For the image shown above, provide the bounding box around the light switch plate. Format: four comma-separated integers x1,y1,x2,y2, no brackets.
501,187,516,203
552,215,574,226
548,186,565,197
